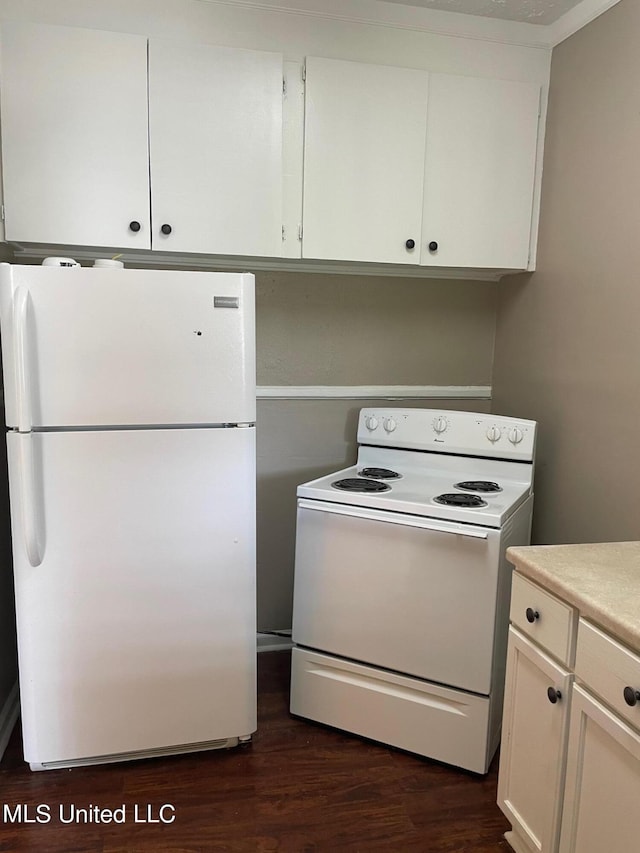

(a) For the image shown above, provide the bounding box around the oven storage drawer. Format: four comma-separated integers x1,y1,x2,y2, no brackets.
290,647,492,774
292,499,503,695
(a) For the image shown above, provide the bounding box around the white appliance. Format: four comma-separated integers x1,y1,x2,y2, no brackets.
0,262,256,770
290,407,537,774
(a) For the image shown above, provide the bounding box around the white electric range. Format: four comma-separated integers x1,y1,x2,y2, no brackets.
290,407,537,774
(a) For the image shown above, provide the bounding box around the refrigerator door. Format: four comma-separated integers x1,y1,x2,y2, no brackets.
0,265,255,429
7,426,256,766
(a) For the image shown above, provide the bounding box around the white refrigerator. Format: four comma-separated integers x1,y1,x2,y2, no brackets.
0,262,257,770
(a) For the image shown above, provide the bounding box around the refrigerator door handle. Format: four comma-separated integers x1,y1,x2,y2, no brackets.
14,286,33,433
19,435,43,567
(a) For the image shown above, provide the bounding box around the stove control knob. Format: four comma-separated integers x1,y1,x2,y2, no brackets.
433,416,448,434
384,417,397,433
486,426,502,443
508,427,524,445
365,416,379,431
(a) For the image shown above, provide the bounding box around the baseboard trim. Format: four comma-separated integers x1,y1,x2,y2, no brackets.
257,385,491,400
0,681,19,761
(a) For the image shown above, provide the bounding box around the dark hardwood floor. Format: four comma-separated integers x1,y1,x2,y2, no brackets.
0,652,510,852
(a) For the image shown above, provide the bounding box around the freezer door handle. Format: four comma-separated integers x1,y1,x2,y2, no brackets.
19,436,43,567
297,498,489,539
14,286,33,433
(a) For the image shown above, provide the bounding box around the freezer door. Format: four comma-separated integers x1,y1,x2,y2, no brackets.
0,265,255,428
7,427,256,766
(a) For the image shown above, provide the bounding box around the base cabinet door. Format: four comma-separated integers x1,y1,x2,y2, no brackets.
559,685,640,853
498,627,572,853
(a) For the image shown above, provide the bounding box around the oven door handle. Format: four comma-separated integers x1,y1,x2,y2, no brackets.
297,499,490,539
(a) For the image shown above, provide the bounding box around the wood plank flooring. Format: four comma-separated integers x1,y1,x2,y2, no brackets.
0,651,510,852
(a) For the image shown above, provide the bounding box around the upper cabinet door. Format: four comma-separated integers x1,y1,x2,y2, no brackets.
148,40,283,257
302,57,428,264
0,22,150,248
421,74,540,270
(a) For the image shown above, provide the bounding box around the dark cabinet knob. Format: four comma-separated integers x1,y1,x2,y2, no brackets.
525,607,540,623
129,221,141,233
161,224,172,235
428,241,438,252
405,239,415,250
547,687,562,704
623,686,640,706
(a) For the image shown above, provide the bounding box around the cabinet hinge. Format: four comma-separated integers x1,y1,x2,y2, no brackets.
282,225,286,242
298,223,303,241
283,76,286,95
302,61,306,82
0,205,4,221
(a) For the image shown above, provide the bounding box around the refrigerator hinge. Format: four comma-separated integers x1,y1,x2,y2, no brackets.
237,423,254,428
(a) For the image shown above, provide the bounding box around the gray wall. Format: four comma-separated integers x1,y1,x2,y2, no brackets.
492,0,640,545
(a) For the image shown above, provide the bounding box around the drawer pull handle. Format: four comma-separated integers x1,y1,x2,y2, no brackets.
525,607,540,623
547,687,562,704
623,686,640,707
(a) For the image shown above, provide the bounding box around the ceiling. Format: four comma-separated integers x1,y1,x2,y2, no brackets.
379,0,585,26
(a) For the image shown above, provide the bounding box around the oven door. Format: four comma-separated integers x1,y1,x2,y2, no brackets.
292,498,503,695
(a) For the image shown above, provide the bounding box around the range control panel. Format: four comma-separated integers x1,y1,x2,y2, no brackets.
357,408,536,462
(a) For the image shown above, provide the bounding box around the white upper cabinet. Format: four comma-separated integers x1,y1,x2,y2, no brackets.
148,40,283,256
0,22,151,249
421,74,540,269
302,57,429,265
301,56,540,271
0,22,542,273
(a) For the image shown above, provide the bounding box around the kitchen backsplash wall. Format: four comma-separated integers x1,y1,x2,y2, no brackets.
492,0,640,546
256,272,496,387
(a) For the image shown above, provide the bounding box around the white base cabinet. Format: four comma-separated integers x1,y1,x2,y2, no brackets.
559,685,640,853
498,573,640,853
498,628,572,853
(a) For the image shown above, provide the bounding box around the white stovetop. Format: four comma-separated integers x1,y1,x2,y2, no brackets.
297,446,533,528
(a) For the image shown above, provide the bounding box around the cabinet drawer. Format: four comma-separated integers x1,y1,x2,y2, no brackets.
575,618,640,732
510,573,576,666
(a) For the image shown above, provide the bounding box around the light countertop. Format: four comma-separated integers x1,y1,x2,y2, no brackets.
506,542,640,653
